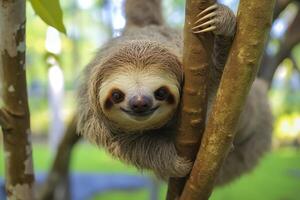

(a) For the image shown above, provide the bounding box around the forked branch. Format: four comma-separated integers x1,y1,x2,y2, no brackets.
179,0,275,199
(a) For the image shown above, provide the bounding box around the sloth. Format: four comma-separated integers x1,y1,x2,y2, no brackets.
77,0,273,185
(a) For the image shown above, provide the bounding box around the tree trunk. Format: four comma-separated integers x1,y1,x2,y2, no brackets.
179,0,275,199
0,0,35,199
166,0,215,199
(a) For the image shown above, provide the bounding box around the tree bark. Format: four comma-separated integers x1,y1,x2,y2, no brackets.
0,0,35,199
179,0,275,199
38,115,81,200
166,0,215,199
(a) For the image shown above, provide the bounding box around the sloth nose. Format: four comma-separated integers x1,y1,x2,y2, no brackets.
129,95,153,113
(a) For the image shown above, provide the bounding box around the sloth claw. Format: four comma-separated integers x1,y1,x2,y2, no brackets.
192,19,216,30
194,12,217,25
192,3,236,36
196,4,218,18
193,26,216,33
193,4,219,34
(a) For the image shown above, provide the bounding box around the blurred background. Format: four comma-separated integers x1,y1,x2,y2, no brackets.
0,0,300,199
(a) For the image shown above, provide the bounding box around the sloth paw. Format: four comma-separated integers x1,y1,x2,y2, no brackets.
172,156,193,177
192,3,236,36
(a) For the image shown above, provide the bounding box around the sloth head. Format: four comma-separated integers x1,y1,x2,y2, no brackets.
91,41,183,133
99,68,181,132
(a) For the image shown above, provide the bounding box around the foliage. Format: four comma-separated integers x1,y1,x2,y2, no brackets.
28,0,66,34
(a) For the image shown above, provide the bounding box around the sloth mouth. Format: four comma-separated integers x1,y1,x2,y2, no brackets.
120,106,159,117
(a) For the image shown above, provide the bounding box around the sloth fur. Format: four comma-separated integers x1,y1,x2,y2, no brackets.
77,0,273,185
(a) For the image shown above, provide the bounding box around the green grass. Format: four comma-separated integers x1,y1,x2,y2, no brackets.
0,145,299,200
210,149,300,200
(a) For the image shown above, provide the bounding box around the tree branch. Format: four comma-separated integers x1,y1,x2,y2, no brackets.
166,0,215,199
0,0,35,199
258,7,300,87
179,0,275,199
273,0,292,19
38,115,81,200
290,54,300,74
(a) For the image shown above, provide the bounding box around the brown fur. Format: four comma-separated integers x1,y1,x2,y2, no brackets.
125,0,163,27
77,0,273,184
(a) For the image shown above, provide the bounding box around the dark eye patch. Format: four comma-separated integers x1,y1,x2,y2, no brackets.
104,98,114,110
154,87,169,101
166,93,175,104
111,89,125,104
154,86,176,104
103,88,125,110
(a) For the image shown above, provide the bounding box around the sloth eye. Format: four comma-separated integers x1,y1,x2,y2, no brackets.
111,89,125,103
154,87,169,101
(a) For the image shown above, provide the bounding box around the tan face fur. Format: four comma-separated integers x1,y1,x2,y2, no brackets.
99,66,180,132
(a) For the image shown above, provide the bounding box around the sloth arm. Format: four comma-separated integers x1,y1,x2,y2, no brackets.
109,131,192,179
208,4,237,92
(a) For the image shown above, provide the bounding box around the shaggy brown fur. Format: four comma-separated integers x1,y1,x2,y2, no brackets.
77,0,273,184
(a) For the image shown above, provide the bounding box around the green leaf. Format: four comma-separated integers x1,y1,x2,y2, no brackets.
28,0,67,34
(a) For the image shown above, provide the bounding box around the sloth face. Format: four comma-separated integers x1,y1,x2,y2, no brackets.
99,68,180,132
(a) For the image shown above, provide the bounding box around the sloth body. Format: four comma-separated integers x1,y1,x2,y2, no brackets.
78,0,273,185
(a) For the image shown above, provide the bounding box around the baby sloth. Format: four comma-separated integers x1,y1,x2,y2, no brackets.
77,0,273,185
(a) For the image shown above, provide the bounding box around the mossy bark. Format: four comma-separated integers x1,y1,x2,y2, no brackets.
179,0,275,199
0,0,35,199
166,0,215,199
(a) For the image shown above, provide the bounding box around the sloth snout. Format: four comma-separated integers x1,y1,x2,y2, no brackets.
129,95,153,113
